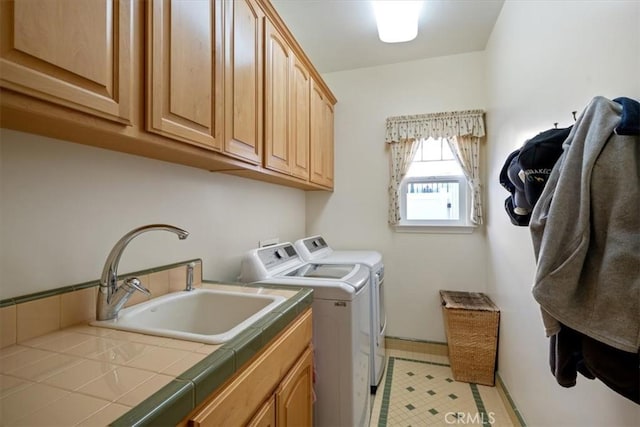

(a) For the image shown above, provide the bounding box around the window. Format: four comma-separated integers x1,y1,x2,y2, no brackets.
398,138,470,228
385,110,485,226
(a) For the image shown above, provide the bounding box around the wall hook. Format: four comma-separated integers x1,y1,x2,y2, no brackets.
572,111,577,122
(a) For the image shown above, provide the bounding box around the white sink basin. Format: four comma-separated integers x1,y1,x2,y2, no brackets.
91,288,286,344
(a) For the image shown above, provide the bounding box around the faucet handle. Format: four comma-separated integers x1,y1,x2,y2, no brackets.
122,277,151,297
185,262,195,291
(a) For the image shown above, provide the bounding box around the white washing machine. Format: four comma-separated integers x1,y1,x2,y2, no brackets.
239,243,371,427
295,235,386,393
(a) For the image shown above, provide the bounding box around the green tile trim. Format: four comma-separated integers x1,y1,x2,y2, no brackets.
0,299,16,308
469,383,492,426
225,327,264,370
272,290,311,322
248,311,286,345
178,347,236,405
109,379,194,427
129,258,202,276
0,258,203,307
71,279,102,291
11,286,77,305
377,356,395,427
275,301,301,326
496,374,527,426
393,356,450,367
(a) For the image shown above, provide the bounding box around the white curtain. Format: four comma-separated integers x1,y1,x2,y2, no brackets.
386,110,485,226
448,135,483,225
388,138,419,225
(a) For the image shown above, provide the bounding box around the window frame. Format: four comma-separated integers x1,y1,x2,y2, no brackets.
395,138,476,233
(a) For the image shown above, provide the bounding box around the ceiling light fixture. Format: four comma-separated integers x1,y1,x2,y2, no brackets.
372,0,424,43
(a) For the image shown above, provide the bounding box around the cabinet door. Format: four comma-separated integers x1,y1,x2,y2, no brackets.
265,20,310,180
147,0,223,150
0,0,133,123
310,80,334,188
264,20,291,175
224,0,263,164
290,55,310,180
247,396,276,427
323,97,335,187
189,310,312,427
276,347,313,427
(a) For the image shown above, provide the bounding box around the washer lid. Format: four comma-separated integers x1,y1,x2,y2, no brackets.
285,263,357,279
283,263,370,292
319,250,383,269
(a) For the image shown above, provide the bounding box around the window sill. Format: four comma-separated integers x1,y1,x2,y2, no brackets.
394,224,477,234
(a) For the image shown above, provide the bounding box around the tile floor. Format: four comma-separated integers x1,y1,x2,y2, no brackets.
370,349,515,426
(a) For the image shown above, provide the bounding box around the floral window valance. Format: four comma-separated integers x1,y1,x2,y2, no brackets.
385,109,486,143
386,109,486,226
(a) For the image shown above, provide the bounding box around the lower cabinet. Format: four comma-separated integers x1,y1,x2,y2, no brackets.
247,347,313,427
247,396,276,427
276,347,313,426
186,308,313,427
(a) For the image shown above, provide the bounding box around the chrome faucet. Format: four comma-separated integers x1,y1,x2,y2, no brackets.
97,224,189,321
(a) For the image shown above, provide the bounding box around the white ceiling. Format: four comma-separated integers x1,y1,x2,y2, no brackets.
271,0,505,74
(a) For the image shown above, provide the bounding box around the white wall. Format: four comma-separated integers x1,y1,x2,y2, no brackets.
308,51,488,342
485,1,640,425
0,129,306,300
2,2,638,422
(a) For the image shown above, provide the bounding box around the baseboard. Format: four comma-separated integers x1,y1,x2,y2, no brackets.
385,336,448,356
496,373,527,427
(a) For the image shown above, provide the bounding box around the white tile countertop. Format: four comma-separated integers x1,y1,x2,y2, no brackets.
0,283,302,426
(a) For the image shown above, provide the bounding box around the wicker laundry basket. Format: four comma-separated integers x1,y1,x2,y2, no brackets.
440,290,500,386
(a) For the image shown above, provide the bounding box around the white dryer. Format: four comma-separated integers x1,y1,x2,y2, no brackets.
239,243,371,427
295,235,387,393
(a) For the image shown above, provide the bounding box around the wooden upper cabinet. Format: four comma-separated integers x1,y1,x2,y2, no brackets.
310,79,334,188
290,56,311,180
0,0,335,190
223,0,263,165
146,0,223,151
264,21,291,175
324,97,335,186
265,21,310,180
0,0,133,124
